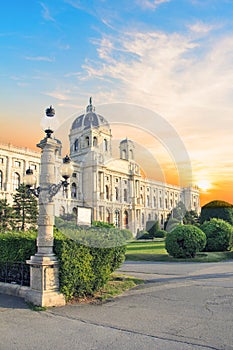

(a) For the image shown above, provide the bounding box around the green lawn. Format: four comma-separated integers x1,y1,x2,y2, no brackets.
126,240,233,262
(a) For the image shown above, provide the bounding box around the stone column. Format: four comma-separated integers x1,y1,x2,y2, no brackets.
25,136,65,307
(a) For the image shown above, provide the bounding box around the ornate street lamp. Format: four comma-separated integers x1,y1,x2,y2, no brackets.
24,106,73,307
24,154,74,200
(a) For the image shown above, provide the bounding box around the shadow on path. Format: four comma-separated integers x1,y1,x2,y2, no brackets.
0,293,29,310
126,271,233,285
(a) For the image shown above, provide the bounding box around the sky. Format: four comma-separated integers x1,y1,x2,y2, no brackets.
1,0,233,205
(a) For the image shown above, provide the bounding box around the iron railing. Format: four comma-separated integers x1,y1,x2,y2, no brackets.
0,262,30,286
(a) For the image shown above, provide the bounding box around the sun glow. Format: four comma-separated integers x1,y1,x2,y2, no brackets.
197,180,211,191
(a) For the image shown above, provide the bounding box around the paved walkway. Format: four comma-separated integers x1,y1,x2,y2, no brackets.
0,261,233,350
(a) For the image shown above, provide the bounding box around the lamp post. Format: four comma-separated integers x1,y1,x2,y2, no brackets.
24,106,73,307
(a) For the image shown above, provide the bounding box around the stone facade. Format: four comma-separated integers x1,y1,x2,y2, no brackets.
0,100,200,235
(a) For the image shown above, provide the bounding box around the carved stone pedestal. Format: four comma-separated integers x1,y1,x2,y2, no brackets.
25,115,66,307
25,257,66,307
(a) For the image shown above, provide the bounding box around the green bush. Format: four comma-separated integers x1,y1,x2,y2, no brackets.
165,225,206,258
136,230,149,240
0,229,126,301
201,218,233,252
200,200,233,225
0,231,36,262
119,229,133,241
154,230,166,238
92,220,114,228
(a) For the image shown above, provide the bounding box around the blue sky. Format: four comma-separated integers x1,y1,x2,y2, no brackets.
1,0,233,203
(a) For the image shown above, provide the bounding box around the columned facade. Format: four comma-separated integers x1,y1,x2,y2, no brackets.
0,99,200,236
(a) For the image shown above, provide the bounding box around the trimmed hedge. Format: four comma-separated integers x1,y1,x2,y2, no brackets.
0,231,36,262
146,221,160,238
165,225,206,258
200,200,233,225
154,230,166,238
201,218,233,252
136,230,149,240
136,229,166,239
0,229,126,301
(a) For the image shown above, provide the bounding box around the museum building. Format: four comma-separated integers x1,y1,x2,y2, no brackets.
0,99,200,235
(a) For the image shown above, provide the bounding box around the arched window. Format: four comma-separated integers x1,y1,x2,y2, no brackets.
93,136,97,146
148,213,151,221
0,170,2,190
106,209,110,223
123,211,128,228
73,207,77,216
105,185,109,200
147,195,150,207
123,189,127,202
114,210,120,228
85,136,90,147
115,187,119,201
71,183,77,198
12,172,20,191
74,139,79,151
104,139,108,151
122,150,126,159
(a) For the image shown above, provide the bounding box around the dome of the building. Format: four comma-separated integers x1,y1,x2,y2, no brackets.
71,98,110,131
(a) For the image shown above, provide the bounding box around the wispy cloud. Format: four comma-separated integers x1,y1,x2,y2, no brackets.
40,2,56,22
43,90,72,101
24,56,54,62
187,21,217,34
80,27,233,187
137,0,171,10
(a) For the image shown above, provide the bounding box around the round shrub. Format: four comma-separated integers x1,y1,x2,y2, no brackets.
201,218,233,252
165,225,206,258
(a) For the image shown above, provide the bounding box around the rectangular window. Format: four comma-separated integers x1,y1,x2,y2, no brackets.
31,164,37,171
0,158,3,164
72,173,77,178
14,161,21,167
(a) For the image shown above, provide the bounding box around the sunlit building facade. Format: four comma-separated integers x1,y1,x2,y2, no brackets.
0,100,200,235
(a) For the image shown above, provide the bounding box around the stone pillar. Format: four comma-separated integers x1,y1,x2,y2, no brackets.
25,136,65,307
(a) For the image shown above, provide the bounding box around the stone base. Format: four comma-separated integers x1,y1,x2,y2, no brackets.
25,289,66,307
26,255,66,307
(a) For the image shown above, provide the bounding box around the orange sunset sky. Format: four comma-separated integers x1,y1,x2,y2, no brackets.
1,1,233,207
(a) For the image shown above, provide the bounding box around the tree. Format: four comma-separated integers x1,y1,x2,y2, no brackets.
0,199,15,232
183,210,199,225
12,184,38,231
200,200,233,225
172,201,187,221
